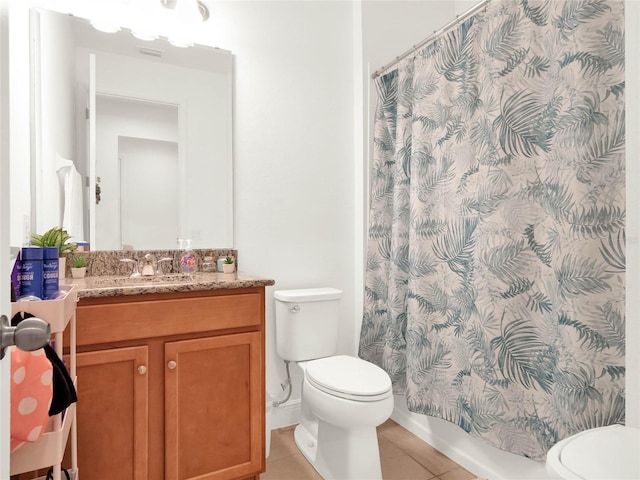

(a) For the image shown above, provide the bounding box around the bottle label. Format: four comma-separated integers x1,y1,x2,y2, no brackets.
19,259,43,299
180,253,197,273
43,257,60,300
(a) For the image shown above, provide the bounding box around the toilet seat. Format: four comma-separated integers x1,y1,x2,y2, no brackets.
546,424,640,479
305,355,392,402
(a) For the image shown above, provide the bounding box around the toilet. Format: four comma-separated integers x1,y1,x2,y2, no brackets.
546,424,640,479
274,288,393,480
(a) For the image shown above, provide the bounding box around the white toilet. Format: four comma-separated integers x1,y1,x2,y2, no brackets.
546,424,640,479
274,288,393,480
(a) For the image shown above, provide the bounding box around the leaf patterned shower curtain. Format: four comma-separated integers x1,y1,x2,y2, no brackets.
360,0,625,460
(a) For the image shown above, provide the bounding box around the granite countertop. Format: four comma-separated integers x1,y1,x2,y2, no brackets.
63,271,275,299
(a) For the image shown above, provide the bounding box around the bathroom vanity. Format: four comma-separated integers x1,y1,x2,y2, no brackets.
72,288,266,479
66,270,273,480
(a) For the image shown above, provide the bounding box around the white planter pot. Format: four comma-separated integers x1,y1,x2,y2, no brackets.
71,267,86,279
222,263,235,274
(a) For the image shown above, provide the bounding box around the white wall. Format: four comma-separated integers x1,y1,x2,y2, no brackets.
119,136,180,250
624,0,640,430
202,1,358,411
37,9,76,235
8,2,30,248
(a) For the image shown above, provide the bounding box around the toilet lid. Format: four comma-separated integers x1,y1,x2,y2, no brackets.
548,425,640,479
274,288,342,302
305,356,392,402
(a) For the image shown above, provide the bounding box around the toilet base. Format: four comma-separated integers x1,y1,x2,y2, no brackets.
295,421,383,480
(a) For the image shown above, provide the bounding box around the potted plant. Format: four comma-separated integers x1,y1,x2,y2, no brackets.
222,255,235,274
31,227,77,278
71,256,87,279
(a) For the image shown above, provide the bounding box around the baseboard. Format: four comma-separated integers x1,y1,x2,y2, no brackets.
270,398,301,430
391,406,485,475
390,398,549,480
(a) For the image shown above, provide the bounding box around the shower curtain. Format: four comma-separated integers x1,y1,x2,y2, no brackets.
360,0,625,460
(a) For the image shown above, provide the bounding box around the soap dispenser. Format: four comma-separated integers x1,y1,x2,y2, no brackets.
179,239,198,273
141,253,156,276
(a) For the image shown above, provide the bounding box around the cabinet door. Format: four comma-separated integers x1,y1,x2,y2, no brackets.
165,332,263,480
74,346,149,480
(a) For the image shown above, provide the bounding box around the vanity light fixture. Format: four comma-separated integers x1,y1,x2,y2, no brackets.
89,2,124,34
160,0,210,22
90,21,121,34
161,0,209,48
131,0,163,41
131,30,160,41
89,0,209,47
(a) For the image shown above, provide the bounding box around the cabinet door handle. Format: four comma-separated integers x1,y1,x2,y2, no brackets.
167,360,177,370
137,365,147,375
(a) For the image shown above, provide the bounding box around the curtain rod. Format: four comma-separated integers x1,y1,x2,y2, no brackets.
371,0,492,79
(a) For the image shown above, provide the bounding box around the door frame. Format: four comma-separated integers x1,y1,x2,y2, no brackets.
1,0,12,473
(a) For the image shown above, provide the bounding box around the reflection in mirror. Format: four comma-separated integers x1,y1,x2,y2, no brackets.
31,8,233,250
95,95,180,249
119,135,179,250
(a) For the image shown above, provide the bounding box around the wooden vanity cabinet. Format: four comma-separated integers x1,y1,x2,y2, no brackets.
68,287,266,480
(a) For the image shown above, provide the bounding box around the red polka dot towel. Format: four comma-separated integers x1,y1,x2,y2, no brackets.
10,348,53,452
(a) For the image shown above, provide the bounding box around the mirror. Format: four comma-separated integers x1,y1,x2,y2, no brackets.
31,8,233,250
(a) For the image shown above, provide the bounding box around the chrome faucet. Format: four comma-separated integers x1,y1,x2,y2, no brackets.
156,257,173,275
140,254,156,276
120,258,140,277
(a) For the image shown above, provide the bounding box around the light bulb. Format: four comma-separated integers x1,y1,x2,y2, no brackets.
174,0,202,25
89,0,125,34
90,21,121,33
132,28,159,41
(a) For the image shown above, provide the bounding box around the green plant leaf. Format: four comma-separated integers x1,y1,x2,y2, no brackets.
553,0,610,39
31,226,77,253
484,13,523,61
520,0,549,26
493,90,553,157
491,317,553,392
435,18,476,82
554,367,601,414
569,205,625,239
432,218,478,277
558,311,610,351
555,254,611,299
480,239,531,284
599,230,625,272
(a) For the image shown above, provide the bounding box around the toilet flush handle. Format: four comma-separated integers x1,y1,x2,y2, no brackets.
289,304,300,313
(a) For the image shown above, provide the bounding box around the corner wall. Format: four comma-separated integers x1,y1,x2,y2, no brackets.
9,2,31,247
37,9,76,234
624,0,639,429
202,1,359,422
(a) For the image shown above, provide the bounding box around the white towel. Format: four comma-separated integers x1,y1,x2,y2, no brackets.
60,164,84,242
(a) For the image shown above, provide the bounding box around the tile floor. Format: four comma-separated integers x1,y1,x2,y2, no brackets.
262,419,477,480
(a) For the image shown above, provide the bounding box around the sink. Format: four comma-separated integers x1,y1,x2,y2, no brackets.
85,273,196,287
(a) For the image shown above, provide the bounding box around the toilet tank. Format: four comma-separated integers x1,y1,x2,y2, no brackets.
274,288,342,361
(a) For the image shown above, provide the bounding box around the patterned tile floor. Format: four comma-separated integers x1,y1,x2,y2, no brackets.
263,419,477,480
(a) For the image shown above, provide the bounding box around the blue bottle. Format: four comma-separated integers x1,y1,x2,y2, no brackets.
42,246,60,300
19,247,44,299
